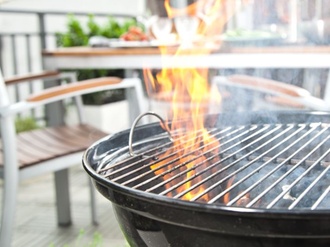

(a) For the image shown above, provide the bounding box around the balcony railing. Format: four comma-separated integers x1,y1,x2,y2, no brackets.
0,8,136,122
0,8,135,77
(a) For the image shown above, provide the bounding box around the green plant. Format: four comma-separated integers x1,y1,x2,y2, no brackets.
56,14,144,47
56,14,89,47
56,14,142,105
15,116,40,133
49,229,103,247
72,229,103,247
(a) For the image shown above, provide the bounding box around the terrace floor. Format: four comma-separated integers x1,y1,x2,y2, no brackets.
2,165,128,247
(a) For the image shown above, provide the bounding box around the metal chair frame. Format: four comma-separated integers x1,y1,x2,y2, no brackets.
211,75,330,112
0,69,146,247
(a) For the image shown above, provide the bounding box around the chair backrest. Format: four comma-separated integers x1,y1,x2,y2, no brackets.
0,70,82,128
1,69,147,134
0,69,10,108
1,69,147,163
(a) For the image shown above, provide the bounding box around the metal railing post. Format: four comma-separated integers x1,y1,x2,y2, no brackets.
38,12,47,50
0,35,3,71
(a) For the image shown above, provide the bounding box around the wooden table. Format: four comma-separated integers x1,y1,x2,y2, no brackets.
42,45,330,70
42,44,330,115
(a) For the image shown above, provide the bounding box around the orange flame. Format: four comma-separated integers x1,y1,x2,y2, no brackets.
144,0,247,201
223,176,235,204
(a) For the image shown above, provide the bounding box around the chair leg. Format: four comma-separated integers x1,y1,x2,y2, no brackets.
88,177,98,225
0,174,19,247
54,169,72,226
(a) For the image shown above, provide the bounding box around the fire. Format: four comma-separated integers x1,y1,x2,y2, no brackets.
223,176,235,204
144,0,247,201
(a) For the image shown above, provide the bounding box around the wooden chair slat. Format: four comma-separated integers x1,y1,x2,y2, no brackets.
44,124,101,148
60,124,108,145
4,71,60,85
0,124,108,168
16,149,42,166
17,132,65,155
27,129,80,152
0,139,51,167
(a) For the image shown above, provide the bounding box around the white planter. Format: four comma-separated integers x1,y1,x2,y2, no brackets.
66,100,130,133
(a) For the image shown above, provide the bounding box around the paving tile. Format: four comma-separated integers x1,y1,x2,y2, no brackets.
0,165,127,247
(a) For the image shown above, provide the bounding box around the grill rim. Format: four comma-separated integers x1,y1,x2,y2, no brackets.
83,110,330,216
86,176,330,239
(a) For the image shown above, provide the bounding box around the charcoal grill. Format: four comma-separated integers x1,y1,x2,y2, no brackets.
83,111,330,247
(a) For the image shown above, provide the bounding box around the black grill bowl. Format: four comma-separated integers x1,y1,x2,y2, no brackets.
83,111,330,247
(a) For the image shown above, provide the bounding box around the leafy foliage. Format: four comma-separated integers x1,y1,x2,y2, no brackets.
56,14,143,47
56,14,142,105
87,15,102,37
56,14,88,47
15,117,40,133
49,229,103,247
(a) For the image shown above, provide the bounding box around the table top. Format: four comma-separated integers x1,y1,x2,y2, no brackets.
42,45,330,69
42,45,330,56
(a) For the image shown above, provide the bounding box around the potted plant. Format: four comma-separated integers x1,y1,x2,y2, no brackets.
57,14,143,132
15,116,40,133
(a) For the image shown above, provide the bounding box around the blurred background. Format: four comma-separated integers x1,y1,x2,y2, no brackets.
1,1,330,246
1,0,330,75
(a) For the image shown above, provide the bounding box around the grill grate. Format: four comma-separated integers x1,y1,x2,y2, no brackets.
98,122,330,211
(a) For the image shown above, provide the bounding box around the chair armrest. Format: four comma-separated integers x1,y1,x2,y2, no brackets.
212,75,329,111
4,71,61,85
27,77,122,102
0,77,125,117
226,74,311,98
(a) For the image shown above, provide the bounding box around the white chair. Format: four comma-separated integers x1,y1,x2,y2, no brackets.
0,69,146,247
212,74,330,112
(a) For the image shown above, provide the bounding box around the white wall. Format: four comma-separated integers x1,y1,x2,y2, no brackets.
0,0,146,14
0,0,146,75
0,0,199,15
0,0,146,32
